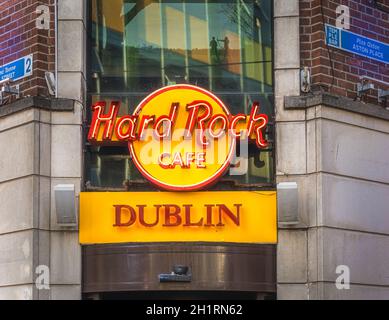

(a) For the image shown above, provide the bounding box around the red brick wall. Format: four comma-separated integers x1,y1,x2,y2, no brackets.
300,0,389,105
0,0,55,100
1,0,388,104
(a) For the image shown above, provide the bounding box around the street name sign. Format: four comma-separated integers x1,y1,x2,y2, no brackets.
0,54,33,81
325,24,389,64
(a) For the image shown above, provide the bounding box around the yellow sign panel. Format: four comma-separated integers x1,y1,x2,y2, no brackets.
79,191,277,245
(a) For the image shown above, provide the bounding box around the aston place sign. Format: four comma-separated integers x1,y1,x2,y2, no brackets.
325,24,389,64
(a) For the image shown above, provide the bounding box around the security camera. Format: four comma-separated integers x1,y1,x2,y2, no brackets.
45,72,56,96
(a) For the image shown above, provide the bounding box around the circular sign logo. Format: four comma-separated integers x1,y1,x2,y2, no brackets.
129,84,235,191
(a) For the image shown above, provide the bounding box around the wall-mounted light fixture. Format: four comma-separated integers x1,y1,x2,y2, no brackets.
277,182,299,225
54,184,77,227
45,72,56,96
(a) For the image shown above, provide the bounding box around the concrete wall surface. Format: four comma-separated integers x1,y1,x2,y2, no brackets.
0,102,82,300
1,0,388,301
0,0,85,299
275,0,389,300
277,102,389,300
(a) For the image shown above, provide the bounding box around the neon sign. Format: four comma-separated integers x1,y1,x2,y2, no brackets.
88,84,269,191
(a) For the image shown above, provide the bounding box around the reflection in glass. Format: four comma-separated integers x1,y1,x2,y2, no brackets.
87,0,274,189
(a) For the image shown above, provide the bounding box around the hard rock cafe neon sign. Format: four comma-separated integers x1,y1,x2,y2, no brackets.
88,84,269,191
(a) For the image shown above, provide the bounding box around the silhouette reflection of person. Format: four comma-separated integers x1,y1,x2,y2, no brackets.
218,36,230,61
210,36,219,63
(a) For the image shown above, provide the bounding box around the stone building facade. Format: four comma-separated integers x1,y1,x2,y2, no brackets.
0,0,388,299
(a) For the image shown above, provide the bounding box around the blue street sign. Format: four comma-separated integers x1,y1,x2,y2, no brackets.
0,55,33,82
325,24,389,64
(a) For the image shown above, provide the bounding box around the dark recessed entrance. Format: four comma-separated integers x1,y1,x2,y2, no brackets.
85,291,275,300
82,243,276,300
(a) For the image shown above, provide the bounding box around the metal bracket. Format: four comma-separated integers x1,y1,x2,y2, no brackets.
159,273,192,283
159,265,192,283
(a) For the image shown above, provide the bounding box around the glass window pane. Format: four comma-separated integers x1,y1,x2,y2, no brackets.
87,0,274,190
